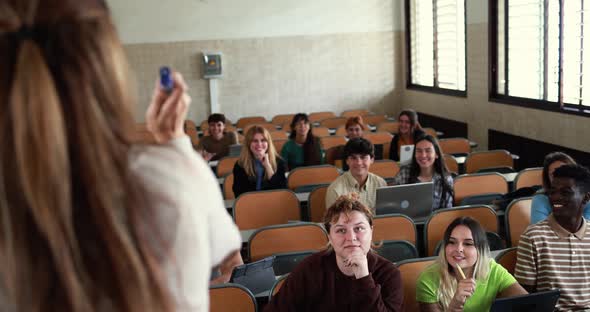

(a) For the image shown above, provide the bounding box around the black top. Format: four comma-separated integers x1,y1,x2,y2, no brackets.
232,157,287,197
388,129,425,161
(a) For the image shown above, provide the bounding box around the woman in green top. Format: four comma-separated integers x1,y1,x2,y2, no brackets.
416,217,526,311
280,113,324,171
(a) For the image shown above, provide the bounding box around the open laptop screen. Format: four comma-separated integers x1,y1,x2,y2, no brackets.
490,289,560,312
375,182,433,221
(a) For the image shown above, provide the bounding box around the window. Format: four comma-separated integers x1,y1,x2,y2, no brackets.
491,0,590,114
406,0,466,95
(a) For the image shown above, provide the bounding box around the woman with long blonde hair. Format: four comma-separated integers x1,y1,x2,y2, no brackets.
232,126,286,196
416,217,525,311
0,1,240,311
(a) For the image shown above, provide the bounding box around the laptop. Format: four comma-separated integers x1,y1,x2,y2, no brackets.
229,256,276,295
228,144,242,157
490,289,560,312
375,182,433,221
399,144,414,165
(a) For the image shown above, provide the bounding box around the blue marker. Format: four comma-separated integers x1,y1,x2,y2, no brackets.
159,66,174,93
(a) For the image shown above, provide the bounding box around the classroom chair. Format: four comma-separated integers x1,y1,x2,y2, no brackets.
376,121,399,134
209,283,257,312
272,139,288,153
375,240,418,264
514,167,542,190
216,156,240,178
319,136,347,150
271,114,295,126
341,109,371,117
236,116,267,129
505,197,533,247
373,214,417,246
308,111,336,123
334,126,347,136
424,205,498,256
444,154,459,175
248,223,328,261
308,185,329,223
494,247,518,275
311,126,331,137
465,149,513,174
268,274,289,302
242,122,277,134
453,172,509,205
362,114,388,126
287,165,340,191
222,173,235,200
438,137,471,156
319,117,348,129
369,159,400,180
268,130,288,140
233,189,300,230
397,257,437,312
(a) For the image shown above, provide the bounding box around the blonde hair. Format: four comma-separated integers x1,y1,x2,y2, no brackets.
238,126,279,177
0,1,174,311
433,217,491,310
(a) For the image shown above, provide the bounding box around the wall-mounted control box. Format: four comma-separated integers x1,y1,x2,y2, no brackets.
203,52,222,79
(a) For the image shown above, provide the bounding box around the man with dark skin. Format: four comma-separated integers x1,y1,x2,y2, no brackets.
515,164,590,311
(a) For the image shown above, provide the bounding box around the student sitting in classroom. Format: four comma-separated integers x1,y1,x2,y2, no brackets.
196,113,238,161
392,135,454,210
417,217,527,312
389,109,425,162
232,126,287,197
280,113,324,171
345,115,365,139
325,138,386,210
265,194,403,311
515,164,590,311
531,152,590,223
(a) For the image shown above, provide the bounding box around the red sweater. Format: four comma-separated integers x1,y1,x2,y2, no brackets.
264,250,403,311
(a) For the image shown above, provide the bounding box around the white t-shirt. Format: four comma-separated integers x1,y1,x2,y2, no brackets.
131,135,241,311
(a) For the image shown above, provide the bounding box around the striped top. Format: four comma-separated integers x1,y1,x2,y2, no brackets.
515,214,590,311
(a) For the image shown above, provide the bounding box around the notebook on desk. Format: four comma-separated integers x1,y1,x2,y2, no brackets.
230,256,276,295
375,182,433,221
399,144,414,165
490,289,560,312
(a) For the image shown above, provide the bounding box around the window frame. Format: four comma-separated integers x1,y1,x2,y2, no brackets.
488,0,590,117
405,0,468,97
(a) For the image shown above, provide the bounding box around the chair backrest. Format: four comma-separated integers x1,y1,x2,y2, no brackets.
397,257,437,312
319,117,348,129
236,116,267,129
223,173,235,200
494,247,518,275
233,190,300,230
308,111,336,122
311,126,331,137
439,138,471,155
373,214,417,246
268,274,289,301
422,127,438,138
308,185,329,223
271,114,295,126
217,156,240,178
465,149,513,174
375,240,418,264
324,145,344,168
376,121,399,134
424,205,498,256
268,130,288,140
272,139,288,153
209,283,257,312
185,128,200,147
364,131,393,145
369,159,400,180
505,197,533,247
514,167,543,190
335,126,347,136
453,172,508,205
242,122,277,134
362,114,388,126
287,165,340,190
248,223,329,261
341,109,371,117
444,154,459,174
319,136,347,151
